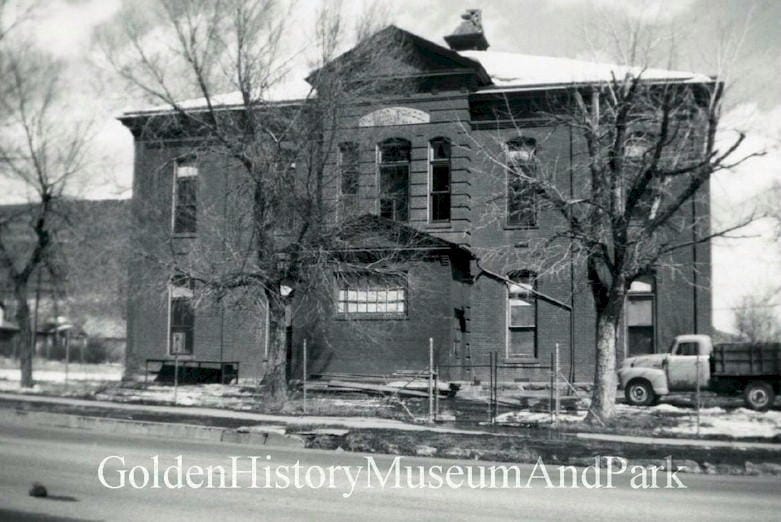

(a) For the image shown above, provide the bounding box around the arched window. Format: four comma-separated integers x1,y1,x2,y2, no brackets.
505,137,537,227
338,142,359,219
429,138,451,222
507,271,536,358
378,138,410,222
626,276,655,356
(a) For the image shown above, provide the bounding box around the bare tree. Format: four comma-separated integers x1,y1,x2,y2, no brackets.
0,38,92,386
734,293,781,343
100,0,414,405
468,56,760,423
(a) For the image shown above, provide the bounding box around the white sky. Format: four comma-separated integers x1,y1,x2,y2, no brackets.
3,0,779,333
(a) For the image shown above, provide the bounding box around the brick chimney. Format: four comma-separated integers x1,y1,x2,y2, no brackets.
444,9,489,51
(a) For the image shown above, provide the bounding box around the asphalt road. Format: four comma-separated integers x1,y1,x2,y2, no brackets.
0,418,779,521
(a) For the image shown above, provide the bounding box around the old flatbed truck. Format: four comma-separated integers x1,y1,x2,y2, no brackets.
618,334,781,411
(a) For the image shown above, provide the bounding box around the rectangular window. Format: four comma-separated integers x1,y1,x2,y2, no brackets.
173,160,198,234
336,272,407,318
429,139,451,222
169,277,194,355
627,278,655,356
506,138,537,227
378,139,410,222
507,272,536,358
339,143,359,219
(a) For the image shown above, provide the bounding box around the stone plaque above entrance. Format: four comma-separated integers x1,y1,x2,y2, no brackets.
358,107,430,127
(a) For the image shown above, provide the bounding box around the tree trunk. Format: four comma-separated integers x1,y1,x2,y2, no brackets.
585,293,624,424
264,294,288,408
14,282,34,388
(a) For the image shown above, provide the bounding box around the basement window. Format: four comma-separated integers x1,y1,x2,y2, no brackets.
336,272,407,318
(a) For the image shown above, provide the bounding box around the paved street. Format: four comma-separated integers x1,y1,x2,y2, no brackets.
0,417,780,522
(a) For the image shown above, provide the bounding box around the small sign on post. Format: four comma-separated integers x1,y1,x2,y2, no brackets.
170,332,188,405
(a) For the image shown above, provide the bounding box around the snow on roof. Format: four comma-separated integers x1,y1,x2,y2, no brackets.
121,47,712,117
459,50,712,90
122,77,314,116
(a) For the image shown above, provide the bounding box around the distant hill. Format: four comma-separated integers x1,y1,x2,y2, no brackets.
0,198,130,341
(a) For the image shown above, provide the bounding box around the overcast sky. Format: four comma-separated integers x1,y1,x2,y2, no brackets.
3,0,780,332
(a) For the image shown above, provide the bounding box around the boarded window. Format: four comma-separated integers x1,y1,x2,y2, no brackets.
336,272,407,317
429,138,451,222
506,137,537,227
378,139,410,222
173,160,197,234
507,271,536,357
169,277,194,355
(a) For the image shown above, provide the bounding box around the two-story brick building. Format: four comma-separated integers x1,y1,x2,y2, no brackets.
120,11,712,384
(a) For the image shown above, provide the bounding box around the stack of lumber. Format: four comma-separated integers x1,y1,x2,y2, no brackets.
303,373,459,398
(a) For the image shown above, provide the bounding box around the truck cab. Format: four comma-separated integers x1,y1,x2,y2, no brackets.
618,334,712,405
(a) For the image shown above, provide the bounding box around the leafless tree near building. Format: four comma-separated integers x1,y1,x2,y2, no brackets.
0,7,92,387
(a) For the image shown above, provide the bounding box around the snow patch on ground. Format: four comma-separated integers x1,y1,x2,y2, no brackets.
0,358,122,383
0,368,122,382
657,408,781,439
95,384,260,409
497,402,781,439
495,410,587,425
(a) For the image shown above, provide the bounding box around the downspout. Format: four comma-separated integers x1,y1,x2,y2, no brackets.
568,123,576,383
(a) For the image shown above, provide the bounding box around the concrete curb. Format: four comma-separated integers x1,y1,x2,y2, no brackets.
6,408,306,449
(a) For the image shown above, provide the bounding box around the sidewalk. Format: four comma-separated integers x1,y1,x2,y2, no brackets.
0,392,488,435
1,391,779,450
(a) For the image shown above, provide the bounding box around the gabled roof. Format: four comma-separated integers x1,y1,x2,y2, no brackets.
305,25,492,87
334,214,467,253
460,50,712,91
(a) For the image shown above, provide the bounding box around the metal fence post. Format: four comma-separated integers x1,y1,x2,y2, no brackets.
488,352,493,424
428,338,434,423
549,352,554,425
302,339,308,414
173,355,179,405
554,343,560,427
491,351,498,424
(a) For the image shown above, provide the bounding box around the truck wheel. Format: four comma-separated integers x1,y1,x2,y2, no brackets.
625,379,657,406
744,381,775,412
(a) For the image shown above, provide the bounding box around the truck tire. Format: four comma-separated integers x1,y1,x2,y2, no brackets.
744,381,775,412
625,379,657,406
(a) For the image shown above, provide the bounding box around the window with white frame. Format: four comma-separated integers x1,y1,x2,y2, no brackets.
507,271,536,357
336,272,407,317
378,139,410,222
169,276,194,355
429,138,451,222
173,159,198,234
505,137,537,227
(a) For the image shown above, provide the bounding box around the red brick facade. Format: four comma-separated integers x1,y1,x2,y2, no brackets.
121,26,711,384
